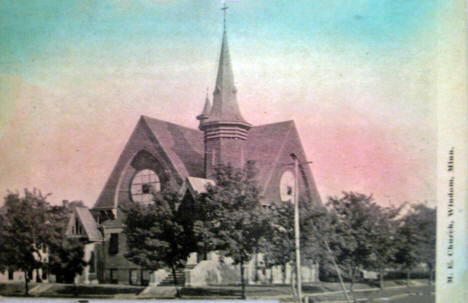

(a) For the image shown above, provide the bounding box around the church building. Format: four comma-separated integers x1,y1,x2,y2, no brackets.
67,8,322,286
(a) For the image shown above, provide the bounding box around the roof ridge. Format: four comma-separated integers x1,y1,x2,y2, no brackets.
141,115,201,133
252,120,294,128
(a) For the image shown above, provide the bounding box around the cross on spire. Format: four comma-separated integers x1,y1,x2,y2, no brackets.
222,2,228,30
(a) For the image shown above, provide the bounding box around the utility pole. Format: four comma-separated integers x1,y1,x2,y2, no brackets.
290,153,302,303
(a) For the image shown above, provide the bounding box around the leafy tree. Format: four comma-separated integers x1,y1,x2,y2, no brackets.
263,199,325,284
413,204,436,284
123,188,195,297
0,190,87,294
365,204,402,289
395,203,436,285
46,204,86,284
323,192,404,291
324,193,382,290
48,239,86,283
0,189,52,295
325,192,372,291
262,201,295,283
197,163,268,299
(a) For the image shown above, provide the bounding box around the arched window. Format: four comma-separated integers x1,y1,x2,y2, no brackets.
130,169,161,204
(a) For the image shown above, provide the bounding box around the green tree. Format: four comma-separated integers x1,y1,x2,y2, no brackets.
325,193,392,291
262,201,295,283
323,192,404,292
395,203,436,285
197,163,268,299
365,204,402,289
0,190,87,294
46,204,86,284
413,204,436,284
0,189,52,295
123,188,195,297
263,200,325,284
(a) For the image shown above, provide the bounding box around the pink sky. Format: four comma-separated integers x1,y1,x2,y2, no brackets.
0,1,442,208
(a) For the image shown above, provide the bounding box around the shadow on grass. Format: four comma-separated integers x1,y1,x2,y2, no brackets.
42,284,145,298
181,287,241,297
0,282,32,296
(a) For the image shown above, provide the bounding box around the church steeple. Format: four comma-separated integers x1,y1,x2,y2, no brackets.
200,3,252,178
200,3,250,128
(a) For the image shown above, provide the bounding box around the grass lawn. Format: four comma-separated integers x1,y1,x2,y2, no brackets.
0,282,33,297
0,279,433,301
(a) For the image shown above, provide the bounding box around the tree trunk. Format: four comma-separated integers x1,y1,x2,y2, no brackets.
240,261,246,299
379,267,384,289
348,268,354,292
428,263,433,285
254,254,259,283
24,271,29,296
282,264,286,284
171,266,181,298
73,281,78,297
349,268,357,303
36,268,41,283
406,270,411,287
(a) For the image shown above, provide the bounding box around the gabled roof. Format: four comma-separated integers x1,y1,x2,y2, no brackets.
67,207,102,242
94,115,320,210
93,116,204,210
141,116,204,179
246,121,295,191
246,120,322,205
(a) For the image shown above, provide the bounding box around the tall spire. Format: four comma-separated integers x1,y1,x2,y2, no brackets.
200,3,252,178
202,3,250,127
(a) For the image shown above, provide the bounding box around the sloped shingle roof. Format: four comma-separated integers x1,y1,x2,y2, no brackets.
93,116,320,209
246,121,295,191
142,116,204,179
75,207,102,241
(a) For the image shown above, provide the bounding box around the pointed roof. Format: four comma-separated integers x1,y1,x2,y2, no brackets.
142,116,204,178
197,90,211,123
246,121,296,191
246,121,322,206
66,207,102,242
202,10,250,127
93,116,204,210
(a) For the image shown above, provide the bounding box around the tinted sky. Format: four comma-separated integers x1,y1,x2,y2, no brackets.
0,0,451,207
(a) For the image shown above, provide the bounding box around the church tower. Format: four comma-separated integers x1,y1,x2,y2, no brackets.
198,5,251,178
